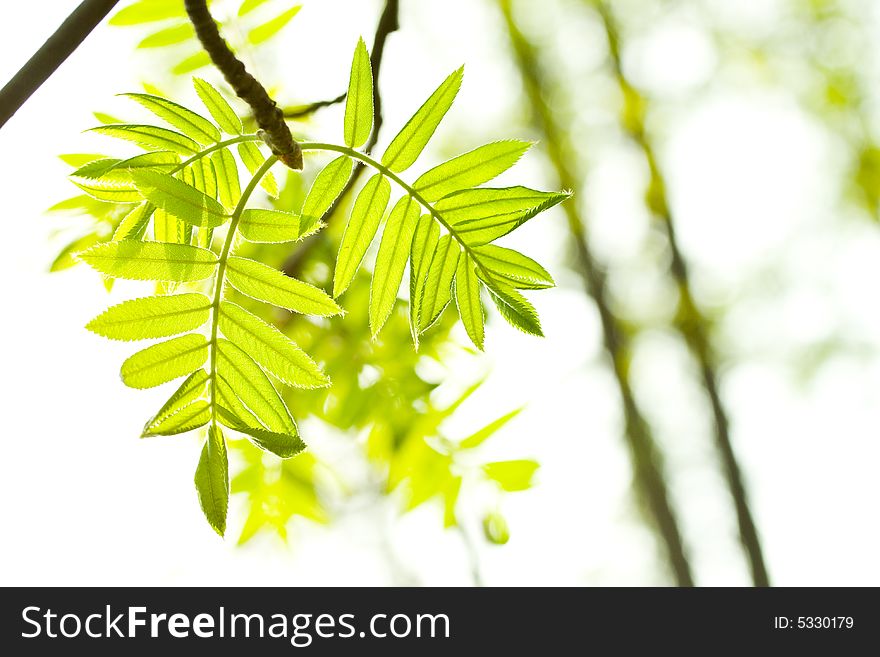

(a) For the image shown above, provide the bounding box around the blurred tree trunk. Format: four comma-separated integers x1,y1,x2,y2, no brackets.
499,0,694,586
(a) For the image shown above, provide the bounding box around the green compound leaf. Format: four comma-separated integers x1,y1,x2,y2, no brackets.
239,209,312,243
301,156,352,231
219,301,329,389
122,93,221,144
195,424,229,537
216,338,297,435
86,293,211,341
193,78,243,135
413,140,532,202
344,37,373,149
454,254,485,350
79,240,218,282
89,124,200,155
369,195,419,337
226,256,342,316
333,173,390,297
381,67,464,173
120,333,209,389
132,169,228,228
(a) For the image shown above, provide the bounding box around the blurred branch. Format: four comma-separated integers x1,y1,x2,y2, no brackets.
595,0,770,587
185,0,302,169
282,0,400,277
0,0,120,130
498,0,694,586
456,523,485,587
282,92,347,119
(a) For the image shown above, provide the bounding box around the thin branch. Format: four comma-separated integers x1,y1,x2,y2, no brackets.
282,93,347,119
0,0,120,130
281,0,400,278
595,1,769,587
184,0,302,169
499,0,694,587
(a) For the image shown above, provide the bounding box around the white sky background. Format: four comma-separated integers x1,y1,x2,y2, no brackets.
1,0,879,586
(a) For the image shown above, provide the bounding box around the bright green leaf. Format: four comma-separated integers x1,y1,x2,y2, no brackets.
439,187,570,245
413,140,532,201
110,0,184,26
211,148,241,211
132,169,229,228
79,240,217,281
333,173,390,297
248,5,301,45
482,459,539,492
485,279,543,337
138,23,194,48
239,209,311,243
123,93,221,144
226,256,342,316
216,338,297,434
454,254,484,350
193,78,243,134
381,67,463,173
369,195,419,336
474,244,554,290
219,301,329,388
142,370,210,436
120,333,208,389
301,156,352,231
89,124,200,155
460,408,522,449
418,234,460,332
238,141,278,196
344,37,373,148
195,425,229,536
87,293,211,341
409,214,440,343
173,51,212,76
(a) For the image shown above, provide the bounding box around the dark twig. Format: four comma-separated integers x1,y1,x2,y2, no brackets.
283,93,347,119
595,1,770,587
0,0,120,130
499,0,694,586
282,0,399,277
184,0,302,169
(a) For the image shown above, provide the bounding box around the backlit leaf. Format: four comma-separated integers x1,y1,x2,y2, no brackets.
239,209,310,243
132,169,229,228
120,333,208,389
211,148,241,211
418,234,460,332
344,37,373,148
454,254,484,350
369,195,419,336
193,78,243,134
409,214,440,342
226,256,342,316
413,140,532,201
89,124,200,155
219,301,329,388
87,293,211,341
123,93,221,144
79,240,217,281
382,67,463,173
333,173,390,297
482,459,539,492
238,141,278,196
248,5,301,45
474,244,554,289
195,425,229,536
301,156,352,231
